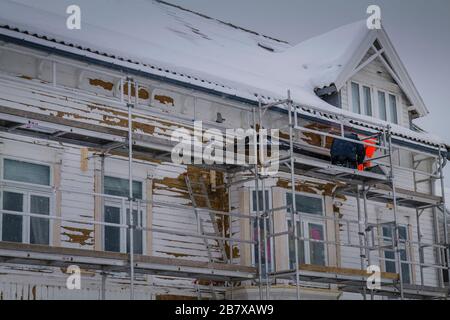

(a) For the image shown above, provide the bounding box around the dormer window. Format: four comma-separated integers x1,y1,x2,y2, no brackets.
351,82,372,116
377,90,398,124
350,81,400,125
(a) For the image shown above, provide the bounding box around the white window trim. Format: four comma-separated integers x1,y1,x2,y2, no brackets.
103,174,147,254
349,81,375,117
381,224,411,283
376,89,401,125
0,156,54,244
284,191,327,266
348,81,402,126
0,156,54,189
0,187,54,245
249,188,274,270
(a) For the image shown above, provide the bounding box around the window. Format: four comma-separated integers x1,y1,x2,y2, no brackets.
103,176,144,254
389,94,398,124
286,193,326,268
351,82,361,114
377,90,399,124
351,82,372,116
251,190,272,274
1,159,51,244
4,159,50,186
382,225,411,284
378,91,387,121
363,86,372,116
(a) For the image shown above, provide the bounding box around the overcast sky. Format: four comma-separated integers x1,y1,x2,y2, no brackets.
170,0,450,186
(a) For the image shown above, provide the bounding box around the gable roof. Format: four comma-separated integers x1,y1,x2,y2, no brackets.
0,0,442,146
332,27,428,117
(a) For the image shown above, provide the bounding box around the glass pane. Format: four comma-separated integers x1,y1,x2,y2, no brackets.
400,249,411,284
2,191,23,242
104,176,142,199
30,195,50,245
253,218,272,274
252,190,270,212
4,159,50,185
104,206,121,252
398,226,407,241
309,223,325,265
351,82,361,114
378,91,387,120
389,94,398,124
126,209,143,254
384,251,396,273
288,220,305,269
382,225,393,240
363,86,372,116
286,193,323,215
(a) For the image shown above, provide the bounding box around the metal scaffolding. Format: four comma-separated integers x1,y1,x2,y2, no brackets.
251,91,450,300
0,56,449,300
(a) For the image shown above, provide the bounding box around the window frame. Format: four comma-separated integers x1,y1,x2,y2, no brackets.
376,89,400,125
284,191,327,267
102,175,146,255
0,186,55,246
381,224,411,284
249,189,274,272
349,81,374,117
0,156,54,245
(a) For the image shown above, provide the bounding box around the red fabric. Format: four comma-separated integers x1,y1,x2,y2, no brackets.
358,138,377,171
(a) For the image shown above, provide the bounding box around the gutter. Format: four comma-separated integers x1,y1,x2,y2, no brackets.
0,32,447,159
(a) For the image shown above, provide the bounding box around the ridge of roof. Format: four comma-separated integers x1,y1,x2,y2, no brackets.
155,0,290,45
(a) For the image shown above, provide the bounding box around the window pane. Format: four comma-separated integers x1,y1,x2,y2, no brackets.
126,209,143,254
2,191,23,242
288,220,305,269
104,206,121,252
4,159,50,185
389,94,398,124
351,82,361,114
378,91,387,120
384,251,396,273
30,195,50,245
383,226,410,284
104,176,142,199
363,86,372,116
252,190,270,212
400,249,411,284
398,226,407,241
286,193,323,215
309,223,326,265
253,218,272,274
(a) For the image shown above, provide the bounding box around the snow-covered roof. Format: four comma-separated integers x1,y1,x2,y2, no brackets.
0,0,445,147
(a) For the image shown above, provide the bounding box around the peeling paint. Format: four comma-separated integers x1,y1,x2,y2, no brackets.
61,226,94,246
123,83,150,100
154,94,174,106
88,78,114,91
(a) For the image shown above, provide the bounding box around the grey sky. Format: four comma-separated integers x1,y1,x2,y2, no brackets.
171,0,450,185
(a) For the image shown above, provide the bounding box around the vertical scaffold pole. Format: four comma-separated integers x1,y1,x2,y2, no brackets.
356,186,367,300
438,146,450,287
258,100,270,299
287,90,301,300
362,184,374,300
252,107,263,300
387,126,404,299
127,78,135,300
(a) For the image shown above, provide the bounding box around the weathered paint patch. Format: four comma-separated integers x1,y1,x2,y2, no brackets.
123,83,150,100
154,94,175,106
88,78,114,91
61,226,94,246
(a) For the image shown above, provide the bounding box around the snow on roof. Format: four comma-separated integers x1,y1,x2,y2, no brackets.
0,0,445,146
